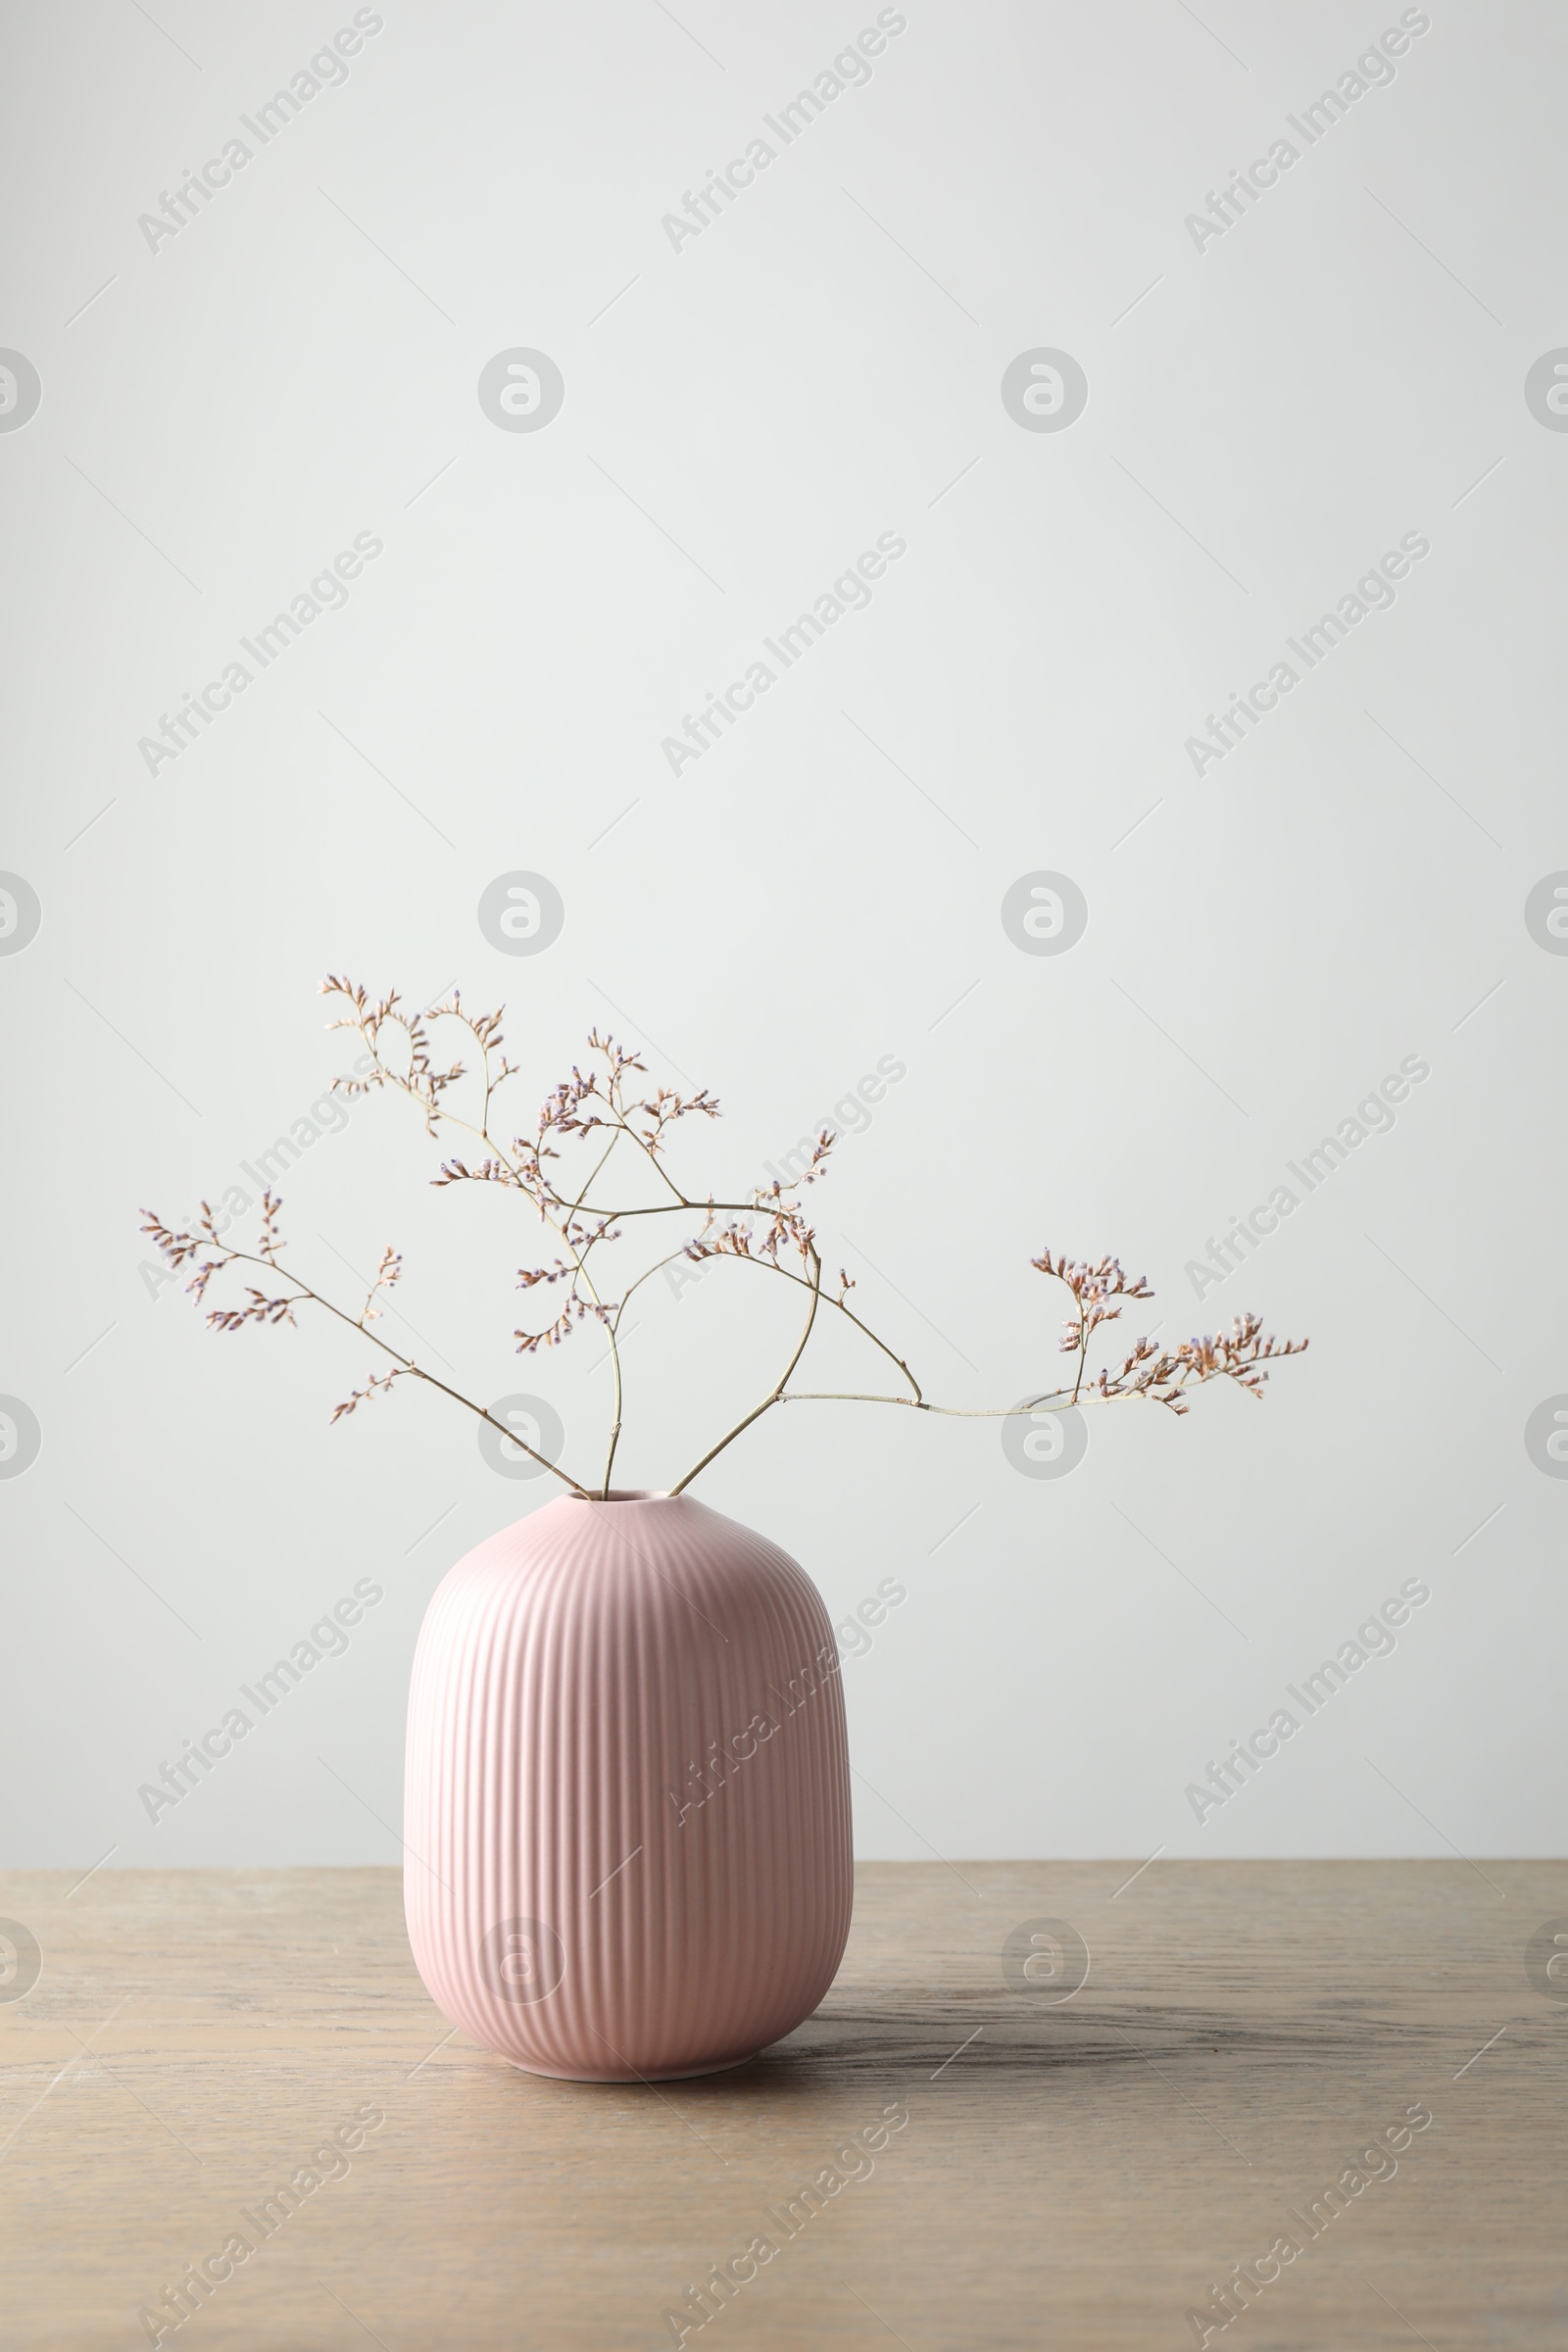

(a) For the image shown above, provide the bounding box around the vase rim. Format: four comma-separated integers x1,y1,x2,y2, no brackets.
564,1488,676,1504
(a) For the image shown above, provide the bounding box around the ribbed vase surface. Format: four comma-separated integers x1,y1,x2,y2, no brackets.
404,1492,853,2081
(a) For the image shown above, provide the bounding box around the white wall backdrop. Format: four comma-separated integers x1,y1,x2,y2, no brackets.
3,0,1564,1870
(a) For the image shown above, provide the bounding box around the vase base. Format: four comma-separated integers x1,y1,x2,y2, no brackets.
504,2050,760,2084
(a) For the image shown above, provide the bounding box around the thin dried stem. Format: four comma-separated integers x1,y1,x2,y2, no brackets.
668,1241,826,1494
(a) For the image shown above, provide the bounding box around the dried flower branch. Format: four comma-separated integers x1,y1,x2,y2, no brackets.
144,980,1309,1501
1090,1311,1309,1413
331,1365,408,1423
139,1192,589,1493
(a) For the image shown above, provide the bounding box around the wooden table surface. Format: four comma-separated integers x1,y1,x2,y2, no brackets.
2,1862,1565,2350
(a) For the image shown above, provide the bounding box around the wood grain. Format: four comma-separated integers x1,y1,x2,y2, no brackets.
1,1862,1565,2349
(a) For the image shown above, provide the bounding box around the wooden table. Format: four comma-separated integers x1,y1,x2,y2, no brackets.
2,1863,1564,2349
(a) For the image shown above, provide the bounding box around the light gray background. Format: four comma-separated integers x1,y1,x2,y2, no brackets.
2,0,1563,1870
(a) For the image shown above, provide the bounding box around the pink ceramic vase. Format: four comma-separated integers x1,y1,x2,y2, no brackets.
403,1491,853,2081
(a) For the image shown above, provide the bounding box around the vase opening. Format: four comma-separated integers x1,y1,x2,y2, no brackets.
565,1489,672,1504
